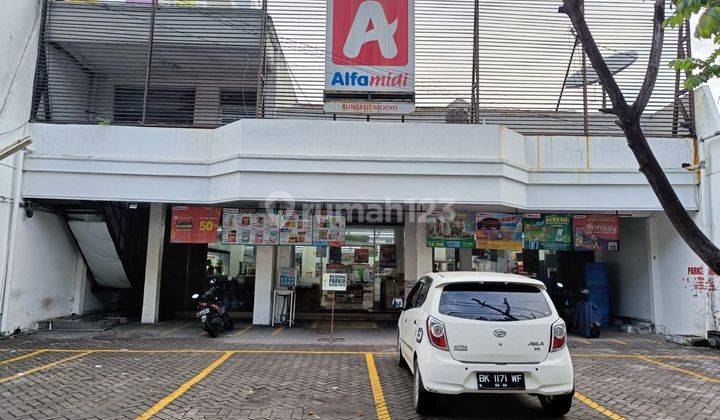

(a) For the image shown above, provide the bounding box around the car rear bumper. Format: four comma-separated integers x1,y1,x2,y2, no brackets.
417,346,574,396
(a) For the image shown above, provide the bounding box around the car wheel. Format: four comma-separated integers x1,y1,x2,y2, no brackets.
539,390,574,417
397,333,408,369
413,358,434,414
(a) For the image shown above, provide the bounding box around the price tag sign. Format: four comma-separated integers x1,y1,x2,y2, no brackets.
322,273,347,291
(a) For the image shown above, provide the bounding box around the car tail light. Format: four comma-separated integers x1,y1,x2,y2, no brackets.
551,320,566,352
427,316,448,350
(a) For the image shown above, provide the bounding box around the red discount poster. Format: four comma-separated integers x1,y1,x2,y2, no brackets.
170,206,222,244
572,215,620,251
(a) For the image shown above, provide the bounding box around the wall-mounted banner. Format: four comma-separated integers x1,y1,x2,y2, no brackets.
322,272,348,291
170,206,221,244
379,244,397,268
573,215,620,251
279,210,313,245
222,208,280,245
523,214,572,251
426,212,476,248
475,213,523,251
313,211,346,247
325,0,415,114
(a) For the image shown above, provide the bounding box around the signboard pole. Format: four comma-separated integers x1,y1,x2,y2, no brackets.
330,292,335,344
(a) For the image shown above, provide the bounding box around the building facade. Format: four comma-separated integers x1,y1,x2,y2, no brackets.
1,0,719,338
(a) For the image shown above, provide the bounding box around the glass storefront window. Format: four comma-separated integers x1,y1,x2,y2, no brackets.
293,227,400,312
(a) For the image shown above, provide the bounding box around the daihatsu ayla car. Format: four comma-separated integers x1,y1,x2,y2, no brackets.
396,272,574,416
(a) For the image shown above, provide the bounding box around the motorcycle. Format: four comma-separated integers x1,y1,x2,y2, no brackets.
192,278,234,337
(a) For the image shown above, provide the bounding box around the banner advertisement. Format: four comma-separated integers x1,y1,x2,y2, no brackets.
279,210,313,245
325,0,415,114
523,214,573,251
426,212,476,248
475,213,523,251
279,267,298,288
221,208,280,245
322,273,348,291
573,215,620,251
313,212,346,247
354,248,369,263
170,206,221,244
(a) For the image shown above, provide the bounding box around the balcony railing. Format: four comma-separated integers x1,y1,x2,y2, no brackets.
31,0,694,137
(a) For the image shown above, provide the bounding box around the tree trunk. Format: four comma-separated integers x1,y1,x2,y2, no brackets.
619,116,720,273
561,0,720,274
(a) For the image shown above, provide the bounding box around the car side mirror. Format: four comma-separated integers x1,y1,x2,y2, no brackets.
191,294,200,299
392,298,405,309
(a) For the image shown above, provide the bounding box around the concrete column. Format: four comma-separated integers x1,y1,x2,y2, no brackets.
253,246,277,325
141,203,166,324
459,248,473,271
403,212,433,295
71,252,88,315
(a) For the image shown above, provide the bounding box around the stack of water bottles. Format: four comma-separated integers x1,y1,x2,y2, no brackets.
585,263,610,327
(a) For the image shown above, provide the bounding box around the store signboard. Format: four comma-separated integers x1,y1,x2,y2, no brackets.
279,210,313,245
313,212,346,246
573,215,620,251
324,0,415,114
222,208,280,245
475,213,523,251
279,267,298,288
523,214,572,251
322,273,348,291
170,206,221,244
426,211,476,248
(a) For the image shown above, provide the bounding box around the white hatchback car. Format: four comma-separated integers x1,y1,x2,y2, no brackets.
396,272,574,416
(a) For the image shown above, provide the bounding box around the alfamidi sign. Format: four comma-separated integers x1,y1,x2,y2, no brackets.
324,0,415,115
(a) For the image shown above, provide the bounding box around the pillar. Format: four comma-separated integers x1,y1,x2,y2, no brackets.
141,203,166,324
253,246,277,325
403,211,433,296
459,248,473,271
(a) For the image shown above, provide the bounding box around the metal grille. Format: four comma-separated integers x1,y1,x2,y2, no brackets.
31,0,693,137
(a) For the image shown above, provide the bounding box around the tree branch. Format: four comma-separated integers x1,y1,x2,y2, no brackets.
560,0,628,112
633,0,665,115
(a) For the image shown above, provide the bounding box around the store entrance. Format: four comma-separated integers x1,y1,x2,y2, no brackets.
293,226,403,315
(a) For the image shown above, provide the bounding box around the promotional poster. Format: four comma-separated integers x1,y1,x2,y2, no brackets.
573,215,620,251
313,212,346,247
426,211,476,248
475,213,523,251
222,208,280,245
170,206,222,244
523,214,573,251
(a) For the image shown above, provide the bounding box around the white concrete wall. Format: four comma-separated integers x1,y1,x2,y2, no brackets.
0,0,43,333
599,218,654,322
0,211,96,333
22,120,697,212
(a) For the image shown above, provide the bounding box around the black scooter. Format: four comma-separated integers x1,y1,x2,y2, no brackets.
192,278,234,337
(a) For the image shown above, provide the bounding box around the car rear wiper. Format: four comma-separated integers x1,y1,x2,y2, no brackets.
470,298,519,321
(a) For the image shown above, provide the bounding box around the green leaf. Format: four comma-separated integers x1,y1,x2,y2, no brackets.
695,7,720,38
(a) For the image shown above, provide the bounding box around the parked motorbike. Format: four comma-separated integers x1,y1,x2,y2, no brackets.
192,278,234,337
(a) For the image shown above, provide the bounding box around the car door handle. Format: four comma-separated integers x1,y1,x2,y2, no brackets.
413,320,417,325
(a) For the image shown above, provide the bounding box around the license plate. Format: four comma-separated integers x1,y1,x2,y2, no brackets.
477,372,525,390
196,308,210,317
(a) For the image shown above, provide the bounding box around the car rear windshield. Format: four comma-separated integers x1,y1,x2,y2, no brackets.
439,282,552,321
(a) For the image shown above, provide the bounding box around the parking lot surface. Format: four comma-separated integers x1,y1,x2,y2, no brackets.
1,320,719,419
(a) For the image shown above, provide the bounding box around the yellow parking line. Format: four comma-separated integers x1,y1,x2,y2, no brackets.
271,326,284,336
0,351,93,384
365,353,391,420
137,351,233,419
231,325,252,337
158,323,191,337
0,349,46,366
574,391,625,419
571,337,591,345
13,348,392,356
607,339,628,346
638,356,720,383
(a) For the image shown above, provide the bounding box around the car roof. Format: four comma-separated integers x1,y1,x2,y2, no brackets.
424,271,547,291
